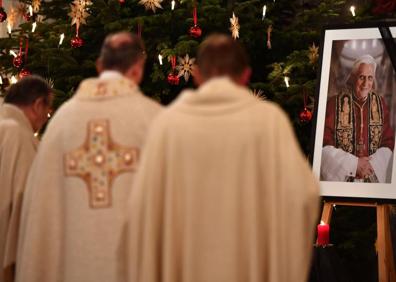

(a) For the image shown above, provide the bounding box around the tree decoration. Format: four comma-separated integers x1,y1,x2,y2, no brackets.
71,36,84,48
19,68,31,78
262,5,266,20
251,89,266,100
12,39,24,68
176,54,195,82
32,0,41,13
138,0,163,13
7,6,17,33
0,0,7,23
308,43,319,65
119,0,126,4
69,0,90,48
167,55,180,85
350,5,356,16
189,6,202,38
229,12,240,40
299,93,312,123
267,25,272,49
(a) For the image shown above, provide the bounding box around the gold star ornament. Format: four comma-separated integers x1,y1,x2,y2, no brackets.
229,12,240,40
139,0,163,13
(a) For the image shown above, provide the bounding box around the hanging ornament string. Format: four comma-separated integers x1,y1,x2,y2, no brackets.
267,25,272,49
193,6,197,26
171,55,176,71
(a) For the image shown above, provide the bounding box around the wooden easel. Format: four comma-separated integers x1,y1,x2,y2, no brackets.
321,202,396,282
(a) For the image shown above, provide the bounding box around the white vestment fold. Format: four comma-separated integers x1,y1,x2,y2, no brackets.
16,75,162,282
122,77,320,282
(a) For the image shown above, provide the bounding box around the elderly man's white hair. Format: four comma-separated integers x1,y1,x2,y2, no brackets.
346,54,377,89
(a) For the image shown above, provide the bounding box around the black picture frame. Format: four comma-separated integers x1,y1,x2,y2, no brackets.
311,21,396,203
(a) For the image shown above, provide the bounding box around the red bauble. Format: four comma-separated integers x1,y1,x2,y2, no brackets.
299,107,313,123
13,55,23,68
19,68,31,78
0,7,7,22
119,0,126,3
189,25,202,38
167,73,180,85
23,13,32,21
71,36,84,48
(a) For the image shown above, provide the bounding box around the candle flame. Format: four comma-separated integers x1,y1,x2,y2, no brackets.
9,50,18,58
7,23,12,34
262,5,266,20
158,54,163,65
59,33,65,45
10,76,18,84
32,22,37,32
284,76,290,88
320,220,326,225
29,5,33,16
0,77,2,85
34,132,39,137
350,6,356,17
171,0,175,10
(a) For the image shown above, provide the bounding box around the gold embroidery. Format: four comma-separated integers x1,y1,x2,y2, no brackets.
64,119,139,208
370,94,380,124
335,91,354,153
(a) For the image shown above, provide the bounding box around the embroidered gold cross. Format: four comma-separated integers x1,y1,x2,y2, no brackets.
64,119,139,208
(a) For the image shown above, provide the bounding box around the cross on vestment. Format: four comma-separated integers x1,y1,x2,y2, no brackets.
64,119,139,208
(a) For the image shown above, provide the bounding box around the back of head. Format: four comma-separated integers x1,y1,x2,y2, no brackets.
4,75,52,106
98,31,146,74
196,34,249,80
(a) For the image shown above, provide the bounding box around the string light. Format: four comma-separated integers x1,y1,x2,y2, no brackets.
34,132,39,137
9,50,18,57
350,6,356,17
171,0,175,10
284,76,290,88
59,33,65,46
0,76,2,85
29,5,33,16
7,23,11,34
158,54,163,65
262,5,266,20
10,76,18,84
32,22,37,32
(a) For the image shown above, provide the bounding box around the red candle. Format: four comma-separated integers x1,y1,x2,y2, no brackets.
317,221,330,246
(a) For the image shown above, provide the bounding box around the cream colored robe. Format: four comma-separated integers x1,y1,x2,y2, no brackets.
122,77,320,282
16,73,162,282
0,104,37,282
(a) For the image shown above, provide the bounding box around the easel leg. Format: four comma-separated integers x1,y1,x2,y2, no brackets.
377,204,396,282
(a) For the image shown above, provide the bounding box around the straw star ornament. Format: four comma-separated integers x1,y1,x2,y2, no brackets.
139,0,163,13
176,54,195,82
229,12,240,39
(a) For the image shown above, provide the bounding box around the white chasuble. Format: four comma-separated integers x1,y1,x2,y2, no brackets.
122,77,320,282
15,73,162,282
0,104,37,282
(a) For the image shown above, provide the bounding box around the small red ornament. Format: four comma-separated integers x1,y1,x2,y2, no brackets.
0,7,7,22
189,6,202,38
71,36,84,48
19,68,31,78
119,0,125,3
189,25,202,38
13,55,23,68
299,107,312,123
23,13,32,21
167,73,180,85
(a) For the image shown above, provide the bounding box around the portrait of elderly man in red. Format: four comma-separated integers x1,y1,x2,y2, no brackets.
321,48,395,183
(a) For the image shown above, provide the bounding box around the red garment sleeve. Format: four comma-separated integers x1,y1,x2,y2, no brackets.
322,96,337,147
380,97,395,152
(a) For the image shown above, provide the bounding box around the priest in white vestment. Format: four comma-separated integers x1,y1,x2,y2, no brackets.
121,34,320,282
0,76,53,282
16,32,162,282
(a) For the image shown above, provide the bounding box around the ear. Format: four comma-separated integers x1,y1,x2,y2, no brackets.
192,65,204,86
96,58,104,74
32,97,44,114
237,67,251,86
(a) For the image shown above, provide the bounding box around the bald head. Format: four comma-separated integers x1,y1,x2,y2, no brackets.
98,32,146,74
196,34,250,82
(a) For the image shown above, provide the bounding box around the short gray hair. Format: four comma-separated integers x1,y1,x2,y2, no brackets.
346,54,377,89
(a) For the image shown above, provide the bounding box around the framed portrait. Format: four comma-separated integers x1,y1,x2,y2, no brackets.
311,22,396,202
